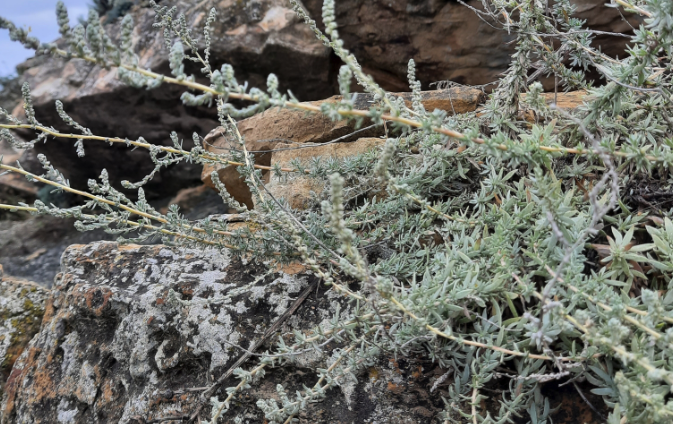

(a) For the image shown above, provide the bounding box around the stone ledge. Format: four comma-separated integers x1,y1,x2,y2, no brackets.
201,87,485,208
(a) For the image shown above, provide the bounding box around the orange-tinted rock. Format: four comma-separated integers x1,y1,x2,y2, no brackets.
0,268,49,402
201,87,484,208
519,90,588,121
259,137,386,210
0,242,318,423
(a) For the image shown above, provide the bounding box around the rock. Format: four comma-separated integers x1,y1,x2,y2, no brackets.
0,216,115,287
260,137,386,210
8,0,635,199
270,137,386,167
302,0,641,90
0,141,35,192
472,90,587,122
0,268,49,401
0,241,605,423
538,90,588,110
0,76,21,116
0,142,38,220
201,87,484,208
518,90,589,122
11,0,334,199
363,86,486,115
201,124,277,210
1,241,327,423
159,184,231,219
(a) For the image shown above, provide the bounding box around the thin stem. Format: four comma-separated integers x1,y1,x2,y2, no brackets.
471,383,479,424
545,265,673,332
0,124,309,174
0,162,236,238
0,203,226,247
209,363,267,424
613,0,653,17
514,271,673,389
387,296,559,361
281,343,358,423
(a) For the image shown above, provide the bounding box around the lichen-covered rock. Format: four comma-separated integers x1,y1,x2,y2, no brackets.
0,268,49,402
0,242,605,423
1,241,312,423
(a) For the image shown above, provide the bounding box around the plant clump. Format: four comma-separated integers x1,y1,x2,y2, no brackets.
2,0,673,422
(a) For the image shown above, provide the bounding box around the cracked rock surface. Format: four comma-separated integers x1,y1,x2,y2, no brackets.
0,242,605,423
1,241,314,423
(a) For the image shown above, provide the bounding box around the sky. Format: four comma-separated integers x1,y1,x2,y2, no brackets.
0,0,90,77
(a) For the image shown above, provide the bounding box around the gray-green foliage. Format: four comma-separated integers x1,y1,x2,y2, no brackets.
2,0,673,422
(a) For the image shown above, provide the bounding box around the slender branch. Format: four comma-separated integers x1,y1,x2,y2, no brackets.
281,343,359,423
614,0,653,17
197,279,318,423
545,265,673,336
0,203,226,247
386,296,560,361
0,162,237,238
471,383,479,424
0,123,310,174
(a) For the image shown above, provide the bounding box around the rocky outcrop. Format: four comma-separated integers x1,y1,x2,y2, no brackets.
1,242,313,423
12,0,334,199
0,241,426,423
0,241,606,423
8,0,637,200
0,268,49,401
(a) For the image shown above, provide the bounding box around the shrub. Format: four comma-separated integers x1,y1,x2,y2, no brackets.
2,0,673,422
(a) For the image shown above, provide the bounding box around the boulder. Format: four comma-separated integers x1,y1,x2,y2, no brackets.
158,184,231,219
260,137,386,210
0,267,49,402
0,215,115,287
0,141,38,220
0,241,605,423
1,241,316,423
